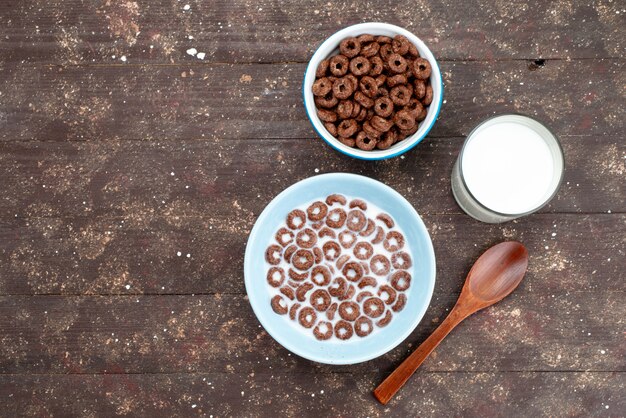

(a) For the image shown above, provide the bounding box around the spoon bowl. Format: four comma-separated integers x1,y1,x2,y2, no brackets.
374,241,529,405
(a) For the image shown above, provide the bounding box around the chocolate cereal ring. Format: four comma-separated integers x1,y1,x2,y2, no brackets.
265,244,282,265
422,84,433,105
391,251,412,269
288,268,308,282
363,297,385,318
283,244,297,263
338,119,358,138
313,247,323,264
412,58,432,80
357,291,374,303
380,43,393,61
339,136,356,147
417,106,428,122
384,231,405,252
342,261,364,282
286,209,306,230
296,228,317,249
336,254,350,270
362,120,382,140
404,98,424,119
329,277,348,298
324,122,337,137
390,86,411,107
326,302,338,321
334,320,354,340
392,293,407,312
310,289,331,312
315,93,339,109
353,242,374,260
386,74,407,88
275,227,294,247
267,267,285,287
348,199,367,210
318,227,336,239
296,282,314,302
376,129,396,150
394,109,416,131
292,249,314,271
354,91,374,109
377,284,397,305
317,108,337,123
336,100,354,119
298,306,317,328
355,108,368,122
313,321,333,340
280,286,295,300
359,76,378,98
414,79,426,99
376,35,392,44
370,254,391,276
307,201,328,222
355,316,374,337
357,34,375,44
360,41,380,57
312,77,332,97
289,302,300,321
388,53,408,74
339,301,360,321
392,35,410,55
316,59,329,78
369,56,384,76
329,54,349,77
376,310,393,327
332,77,355,100
357,276,377,289
359,218,376,237
340,283,356,301
371,226,385,244
326,208,347,229
356,131,376,150
311,265,331,286
374,96,394,118
340,37,361,58
346,210,366,232
338,230,357,249
375,74,387,87
326,194,347,206
322,241,341,261
349,56,371,76
408,41,419,57
271,295,288,315
390,270,411,291
370,115,394,133
376,213,395,229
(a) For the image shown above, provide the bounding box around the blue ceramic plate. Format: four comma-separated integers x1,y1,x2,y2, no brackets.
244,173,436,364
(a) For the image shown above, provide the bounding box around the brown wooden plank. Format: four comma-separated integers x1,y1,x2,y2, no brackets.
0,213,624,296
0,0,623,65
0,290,623,374
0,60,623,142
0,137,623,221
0,372,624,417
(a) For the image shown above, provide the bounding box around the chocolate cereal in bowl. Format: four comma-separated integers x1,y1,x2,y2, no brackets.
303,23,443,160
244,174,436,364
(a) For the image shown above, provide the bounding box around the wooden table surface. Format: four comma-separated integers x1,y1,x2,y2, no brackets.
0,1,624,417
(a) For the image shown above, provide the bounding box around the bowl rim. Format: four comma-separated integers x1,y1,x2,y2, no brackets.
243,172,437,364
303,22,444,161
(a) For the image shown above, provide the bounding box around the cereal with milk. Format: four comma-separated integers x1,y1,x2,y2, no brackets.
265,194,413,341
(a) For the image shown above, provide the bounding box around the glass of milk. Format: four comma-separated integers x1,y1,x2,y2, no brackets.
451,114,564,223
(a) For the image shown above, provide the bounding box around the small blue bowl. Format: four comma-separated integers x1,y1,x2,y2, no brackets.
244,173,436,364
303,22,444,161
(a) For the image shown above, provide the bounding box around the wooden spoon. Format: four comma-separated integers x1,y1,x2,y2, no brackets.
373,241,529,405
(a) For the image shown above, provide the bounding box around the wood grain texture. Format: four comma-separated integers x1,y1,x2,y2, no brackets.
1,372,624,417
0,59,623,142
0,291,623,374
0,0,623,64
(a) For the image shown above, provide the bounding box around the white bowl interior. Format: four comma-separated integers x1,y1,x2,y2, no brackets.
303,22,443,160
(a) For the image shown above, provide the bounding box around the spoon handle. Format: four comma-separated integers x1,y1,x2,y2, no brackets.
373,308,468,405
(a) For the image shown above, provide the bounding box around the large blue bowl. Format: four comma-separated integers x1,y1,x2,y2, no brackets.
244,173,436,364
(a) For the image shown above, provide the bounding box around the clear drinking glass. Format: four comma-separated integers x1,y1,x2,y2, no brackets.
451,114,565,223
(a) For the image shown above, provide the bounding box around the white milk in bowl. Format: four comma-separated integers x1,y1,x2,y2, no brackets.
451,114,564,223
